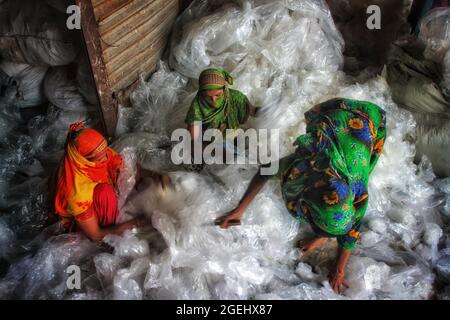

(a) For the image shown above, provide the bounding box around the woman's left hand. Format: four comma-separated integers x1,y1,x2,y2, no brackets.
328,268,348,294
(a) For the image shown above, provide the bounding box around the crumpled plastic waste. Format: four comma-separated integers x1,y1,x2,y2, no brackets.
418,7,450,101
44,67,97,112
0,0,448,300
0,0,79,67
0,60,48,108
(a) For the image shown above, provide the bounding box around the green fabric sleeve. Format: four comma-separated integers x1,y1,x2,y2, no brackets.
369,112,387,174
337,219,362,250
185,100,203,125
231,90,250,124
261,154,297,181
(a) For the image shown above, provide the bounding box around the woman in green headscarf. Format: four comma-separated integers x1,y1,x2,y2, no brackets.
215,98,387,294
185,68,257,145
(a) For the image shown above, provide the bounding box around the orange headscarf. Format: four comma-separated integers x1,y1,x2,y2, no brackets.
54,122,122,218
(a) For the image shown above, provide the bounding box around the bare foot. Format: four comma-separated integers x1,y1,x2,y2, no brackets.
297,237,329,256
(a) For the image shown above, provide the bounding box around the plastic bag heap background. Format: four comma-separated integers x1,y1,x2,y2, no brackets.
1,0,449,300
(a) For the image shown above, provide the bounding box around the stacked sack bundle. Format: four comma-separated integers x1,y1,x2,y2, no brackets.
387,7,450,178
325,0,413,75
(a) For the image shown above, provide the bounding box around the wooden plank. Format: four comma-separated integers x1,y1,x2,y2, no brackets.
105,9,176,76
97,0,154,33
108,31,167,90
109,44,162,91
99,0,172,52
111,53,160,93
107,31,168,89
77,0,117,137
116,77,145,107
91,0,108,7
93,0,131,23
101,0,177,62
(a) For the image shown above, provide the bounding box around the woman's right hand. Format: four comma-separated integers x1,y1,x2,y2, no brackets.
215,209,242,229
135,162,172,190
160,175,172,190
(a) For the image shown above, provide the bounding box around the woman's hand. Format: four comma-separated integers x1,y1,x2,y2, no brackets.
135,163,172,190
133,215,151,228
215,209,242,229
214,172,267,229
160,175,172,190
328,268,349,294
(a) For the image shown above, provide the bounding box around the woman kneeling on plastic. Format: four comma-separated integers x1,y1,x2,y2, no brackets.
51,122,170,241
216,98,386,293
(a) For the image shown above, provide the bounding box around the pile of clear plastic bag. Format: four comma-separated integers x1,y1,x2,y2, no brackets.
418,7,450,101
170,0,344,79
0,0,100,294
419,7,450,64
0,0,449,300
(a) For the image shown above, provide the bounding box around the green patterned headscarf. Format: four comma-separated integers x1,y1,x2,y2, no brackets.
185,68,249,134
198,68,234,90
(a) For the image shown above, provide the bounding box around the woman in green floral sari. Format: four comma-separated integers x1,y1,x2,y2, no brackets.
216,98,386,293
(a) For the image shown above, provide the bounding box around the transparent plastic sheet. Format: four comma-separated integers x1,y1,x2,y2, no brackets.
0,129,53,247
116,61,189,137
3,177,53,240
169,0,344,79
0,60,48,108
102,0,442,297
0,97,99,299
415,118,450,177
0,0,448,300
26,104,99,167
0,218,15,261
0,85,21,143
436,248,450,284
0,1,99,299
442,49,450,101
435,178,450,217
419,7,450,101
105,78,442,299
0,233,101,299
43,67,97,112
419,7,450,64
0,134,37,209
111,132,177,174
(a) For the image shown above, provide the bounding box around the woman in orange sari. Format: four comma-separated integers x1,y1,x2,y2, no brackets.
52,122,170,241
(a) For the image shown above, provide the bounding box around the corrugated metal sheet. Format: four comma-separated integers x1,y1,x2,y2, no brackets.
93,0,179,93
79,0,182,135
